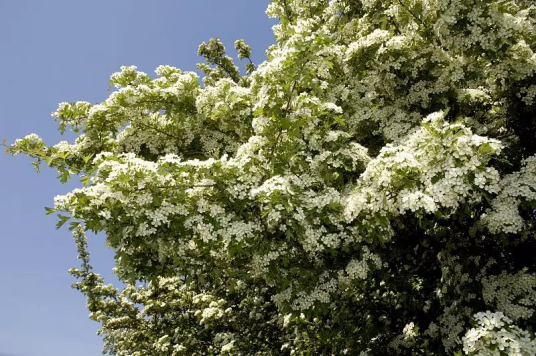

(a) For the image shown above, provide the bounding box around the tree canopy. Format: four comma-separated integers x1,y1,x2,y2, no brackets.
8,0,536,354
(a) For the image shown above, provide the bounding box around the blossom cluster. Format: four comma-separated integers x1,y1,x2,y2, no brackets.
462,311,536,355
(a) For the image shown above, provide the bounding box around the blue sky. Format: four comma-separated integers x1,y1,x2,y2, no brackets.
0,1,275,355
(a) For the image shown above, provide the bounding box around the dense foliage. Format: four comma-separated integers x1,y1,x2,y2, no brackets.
9,0,536,354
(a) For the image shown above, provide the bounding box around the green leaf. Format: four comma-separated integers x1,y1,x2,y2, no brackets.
68,222,80,231
380,16,388,30
479,142,493,154
333,116,346,127
83,154,94,164
43,156,55,166
80,176,91,187
31,160,41,174
56,214,70,229
58,169,72,183
280,116,291,130
44,206,57,215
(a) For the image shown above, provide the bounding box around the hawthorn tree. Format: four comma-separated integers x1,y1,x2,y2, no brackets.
8,0,536,354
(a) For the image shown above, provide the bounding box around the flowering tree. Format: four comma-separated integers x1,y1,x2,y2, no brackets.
8,0,536,354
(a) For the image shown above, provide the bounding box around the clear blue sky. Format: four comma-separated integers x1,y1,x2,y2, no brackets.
0,1,275,355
